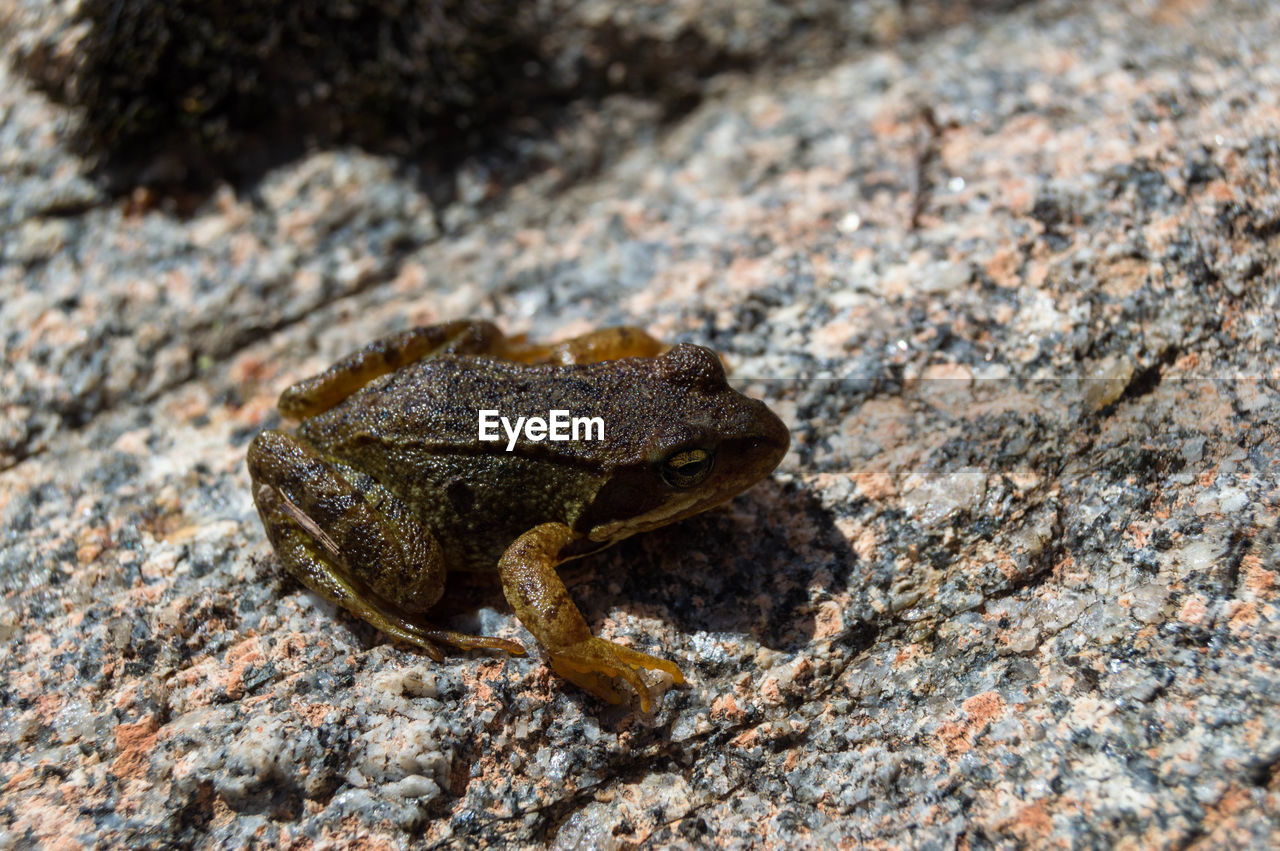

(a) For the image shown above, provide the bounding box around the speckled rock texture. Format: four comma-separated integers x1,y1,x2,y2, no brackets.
3,0,1280,846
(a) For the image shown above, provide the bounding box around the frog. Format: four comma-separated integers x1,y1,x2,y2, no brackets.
246,320,789,711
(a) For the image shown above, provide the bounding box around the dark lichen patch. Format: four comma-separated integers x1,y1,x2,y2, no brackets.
4,0,1041,199
34,1,551,191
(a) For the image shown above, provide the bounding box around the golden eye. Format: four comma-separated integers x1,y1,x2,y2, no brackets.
660,447,715,488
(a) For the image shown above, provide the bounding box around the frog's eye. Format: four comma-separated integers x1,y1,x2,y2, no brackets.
660,447,715,488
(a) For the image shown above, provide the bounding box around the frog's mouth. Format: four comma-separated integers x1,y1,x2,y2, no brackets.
581,429,788,547
585,490,709,545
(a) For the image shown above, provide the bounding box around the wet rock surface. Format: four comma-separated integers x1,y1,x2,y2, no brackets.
3,0,1279,846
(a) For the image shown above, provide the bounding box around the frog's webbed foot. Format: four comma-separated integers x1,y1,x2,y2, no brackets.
548,638,685,713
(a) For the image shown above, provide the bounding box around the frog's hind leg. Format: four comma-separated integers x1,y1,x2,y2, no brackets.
278,320,512,419
279,322,672,419
247,429,524,659
507,326,670,366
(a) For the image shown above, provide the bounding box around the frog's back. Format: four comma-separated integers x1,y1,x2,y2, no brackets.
297,356,622,571
297,351,730,465
293,345,779,571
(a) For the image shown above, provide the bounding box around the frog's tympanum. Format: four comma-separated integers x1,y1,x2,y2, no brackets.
247,320,789,710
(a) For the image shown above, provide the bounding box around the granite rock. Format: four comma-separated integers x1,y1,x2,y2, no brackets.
3,0,1280,846
1,0,1024,191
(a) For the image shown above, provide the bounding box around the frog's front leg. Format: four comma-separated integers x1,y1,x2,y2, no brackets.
499,523,685,711
247,429,524,659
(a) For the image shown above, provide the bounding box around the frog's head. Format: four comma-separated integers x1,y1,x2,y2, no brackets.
575,343,790,547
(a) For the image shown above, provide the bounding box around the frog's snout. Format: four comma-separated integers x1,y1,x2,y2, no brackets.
722,396,789,478
752,400,791,466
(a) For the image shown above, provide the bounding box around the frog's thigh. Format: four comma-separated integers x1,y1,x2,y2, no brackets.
511,327,669,366
249,431,526,657
247,430,449,648
498,523,684,711
278,320,509,418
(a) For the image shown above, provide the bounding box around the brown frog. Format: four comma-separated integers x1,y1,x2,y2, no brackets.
247,320,789,710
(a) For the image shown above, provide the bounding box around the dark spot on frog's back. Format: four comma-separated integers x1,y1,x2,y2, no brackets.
544,375,597,407
657,344,728,390
445,478,474,514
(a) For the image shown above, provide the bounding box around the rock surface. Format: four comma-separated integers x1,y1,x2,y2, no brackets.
3,0,1280,846
1,0,1011,190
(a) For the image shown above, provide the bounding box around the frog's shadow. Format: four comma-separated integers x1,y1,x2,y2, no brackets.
617,478,849,653
456,477,849,658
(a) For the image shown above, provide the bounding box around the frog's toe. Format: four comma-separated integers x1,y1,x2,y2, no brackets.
608,643,686,685
548,638,684,712
421,630,527,657
377,621,445,661
385,620,526,659
550,658,629,706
